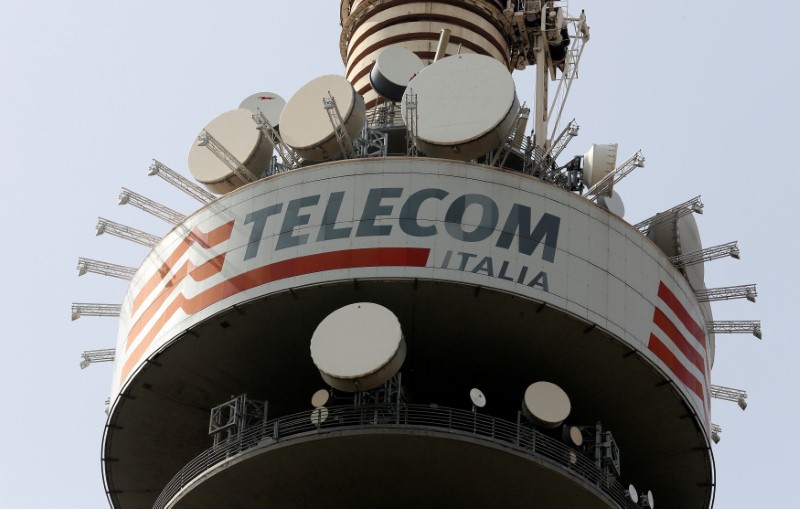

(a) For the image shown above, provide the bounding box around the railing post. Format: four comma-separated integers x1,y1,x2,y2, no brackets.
274,419,279,440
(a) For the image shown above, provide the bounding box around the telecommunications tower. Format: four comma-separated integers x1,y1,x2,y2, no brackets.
75,2,760,508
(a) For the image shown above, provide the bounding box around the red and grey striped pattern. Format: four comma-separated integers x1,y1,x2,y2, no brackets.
648,281,711,427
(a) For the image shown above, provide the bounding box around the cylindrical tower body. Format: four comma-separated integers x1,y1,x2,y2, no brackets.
340,0,513,109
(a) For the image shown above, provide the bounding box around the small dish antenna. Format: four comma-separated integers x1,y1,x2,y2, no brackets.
310,406,329,425
625,484,639,504
311,389,330,408
597,190,625,218
645,490,655,508
239,92,286,128
562,425,583,447
469,388,487,409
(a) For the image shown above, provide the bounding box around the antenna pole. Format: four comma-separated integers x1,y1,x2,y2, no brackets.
533,2,550,152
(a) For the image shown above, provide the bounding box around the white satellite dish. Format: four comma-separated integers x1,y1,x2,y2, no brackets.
521,381,571,428
469,388,487,408
597,190,625,218
310,406,329,425
646,490,655,508
310,302,405,392
239,92,286,128
311,389,330,408
401,53,519,161
583,144,618,193
648,212,705,291
626,484,639,504
187,109,273,194
370,46,424,102
280,75,366,161
563,425,583,447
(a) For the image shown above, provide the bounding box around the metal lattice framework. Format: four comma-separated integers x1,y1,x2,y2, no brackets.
584,150,645,201
695,284,757,303
533,118,579,177
710,384,748,403
80,348,116,369
491,104,530,168
153,403,638,509
118,188,187,225
196,130,258,183
77,257,136,280
148,160,215,205
71,303,122,321
670,241,740,268
707,320,762,339
634,196,704,234
252,110,301,169
404,89,419,157
95,217,160,248
323,93,356,159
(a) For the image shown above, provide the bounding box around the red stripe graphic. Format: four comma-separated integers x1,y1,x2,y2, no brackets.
132,221,234,315
657,282,706,349
122,247,430,381
652,307,706,376
648,333,705,401
125,253,227,351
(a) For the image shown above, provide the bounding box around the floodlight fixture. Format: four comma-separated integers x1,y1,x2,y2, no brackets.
710,385,748,410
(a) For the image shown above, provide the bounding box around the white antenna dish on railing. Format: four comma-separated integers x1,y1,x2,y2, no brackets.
239,92,286,128
625,484,639,504
370,46,424,103
280,75,365,161
401,54,518,161
188,109,273,194
311,389,330,408
562,425,583,447
310,302,405,392
469,388,487,409
310,406,329,425
644,490,655,508
521,381,571,428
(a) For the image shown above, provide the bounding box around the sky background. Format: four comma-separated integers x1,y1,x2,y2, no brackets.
1,1,797,507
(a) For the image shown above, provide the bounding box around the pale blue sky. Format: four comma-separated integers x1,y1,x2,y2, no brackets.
0,1,796,507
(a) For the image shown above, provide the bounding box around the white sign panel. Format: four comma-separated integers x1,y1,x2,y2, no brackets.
114,159,711,430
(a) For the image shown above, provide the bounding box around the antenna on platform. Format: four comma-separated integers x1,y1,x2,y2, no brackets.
71,303,121,321
521,381,571,428
118,188,186,225
311,389,330,408
584,150,645,201
469,388,487,412
148,160,215,205
625,485,639,505
80,348,115,369
95,217,160,248
310,302,405,392
77,257,136,280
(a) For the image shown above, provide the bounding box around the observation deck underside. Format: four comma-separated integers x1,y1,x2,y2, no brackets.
104,280,712,508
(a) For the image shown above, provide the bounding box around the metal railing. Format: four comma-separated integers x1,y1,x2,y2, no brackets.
153,404,638,509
